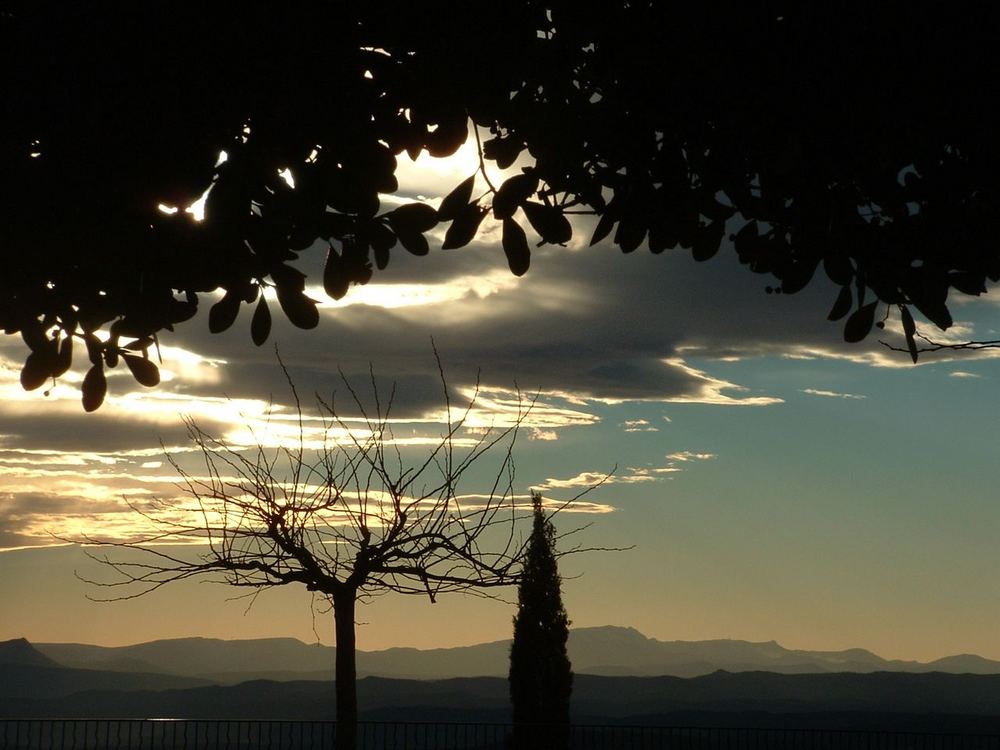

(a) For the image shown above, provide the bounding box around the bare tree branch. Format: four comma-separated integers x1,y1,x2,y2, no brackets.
881,334,1000,357
73,356,614,609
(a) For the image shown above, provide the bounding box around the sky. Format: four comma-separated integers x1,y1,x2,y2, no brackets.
3,132,1000,663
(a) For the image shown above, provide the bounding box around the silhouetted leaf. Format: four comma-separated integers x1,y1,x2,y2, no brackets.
438,175,476,222
483,137,523,169
901,305,919,363
913,298,952,330
82,364,107,412
124,354,160,387
110,319,146,340
426,113,468,157
251,295,271,346
691,222,724,262
287,215,324,251
370,221,397,254
614,215,646,253
277,288,320,329
20,352,51,391
84,333,102,366
648,220,678,254
590,212,616,247
442,204,487,249
319,212,355,239
20,324,48,354
397,231,429,256
122,337,155,352
492,172,538,220
405,137,422,162
780,259,817,293
53,334,73,377
324,246,350,300
204,170,251,225
208,292,240,333
732,220,760,260
502,218,530,276
522,201,572,245
827,285,853,321
388,203,438,235
373,242,390,270
844,301,879,342
699,195,737,223
356,191,381,218
824,255,854,286
949,271,987,296
269,264,307,292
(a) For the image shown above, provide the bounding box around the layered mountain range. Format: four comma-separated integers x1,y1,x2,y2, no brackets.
19,626,1000,684
6,628,1000,729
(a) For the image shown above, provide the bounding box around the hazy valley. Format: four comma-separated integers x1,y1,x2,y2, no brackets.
6,626,1000,731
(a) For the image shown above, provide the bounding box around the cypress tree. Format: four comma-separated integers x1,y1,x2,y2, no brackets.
509,491,573,750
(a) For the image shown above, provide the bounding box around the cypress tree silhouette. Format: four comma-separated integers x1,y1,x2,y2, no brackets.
509,491,573,750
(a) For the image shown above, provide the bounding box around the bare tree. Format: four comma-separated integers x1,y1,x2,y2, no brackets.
77,363,550,750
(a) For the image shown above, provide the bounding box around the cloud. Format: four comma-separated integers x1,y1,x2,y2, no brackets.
537,458,704,491
528,429,558,441
801,388,867,400
664,451,716,462
312,270,521,312
536,471,650,490
625,466,682,477
0,490,169,551
5,148,1000,474
621,419,659,433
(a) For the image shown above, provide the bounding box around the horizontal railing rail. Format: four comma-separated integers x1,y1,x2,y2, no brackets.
2,719,1000,749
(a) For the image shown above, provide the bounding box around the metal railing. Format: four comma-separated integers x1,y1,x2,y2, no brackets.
2,719,1000,749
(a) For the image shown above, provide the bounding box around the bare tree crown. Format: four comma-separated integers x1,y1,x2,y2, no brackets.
79,361,544,606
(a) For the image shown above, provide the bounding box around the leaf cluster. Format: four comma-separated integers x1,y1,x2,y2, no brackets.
4,2,999,407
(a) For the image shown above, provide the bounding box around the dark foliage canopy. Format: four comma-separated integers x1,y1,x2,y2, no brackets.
3,2,998,408
509,492,572,745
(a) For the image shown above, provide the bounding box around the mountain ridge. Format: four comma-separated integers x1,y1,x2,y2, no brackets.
19,625,1000,682
8,638,1000,730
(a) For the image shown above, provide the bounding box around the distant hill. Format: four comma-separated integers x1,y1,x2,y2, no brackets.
11,635,1000,731
0,638,57,668
0,637,215,699
8,671,1000,732
36,637,332,680
0,662,212,700
928,654,1000,673
33,626,1000,682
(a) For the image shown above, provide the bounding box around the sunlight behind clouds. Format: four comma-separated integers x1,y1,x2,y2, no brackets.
395,124,510,201
312,270,520,311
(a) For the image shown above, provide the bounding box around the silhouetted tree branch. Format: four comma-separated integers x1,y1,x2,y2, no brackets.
6,3,997,407
881,335,1000,359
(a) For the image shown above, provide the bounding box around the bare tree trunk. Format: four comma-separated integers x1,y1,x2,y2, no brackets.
333,588,358,750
